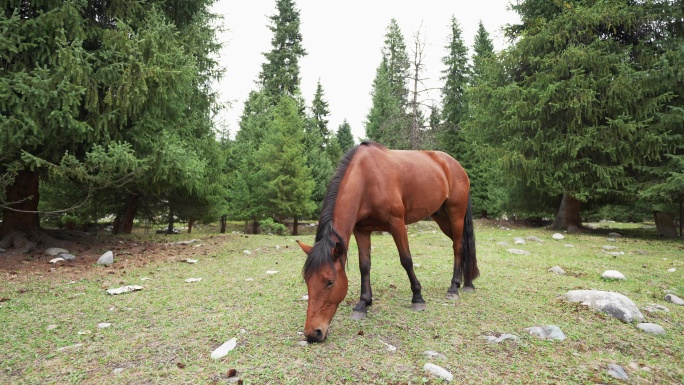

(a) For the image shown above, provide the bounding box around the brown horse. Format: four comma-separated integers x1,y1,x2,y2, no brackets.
297,141,478,343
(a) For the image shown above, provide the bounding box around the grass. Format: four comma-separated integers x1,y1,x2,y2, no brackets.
1,220,683,384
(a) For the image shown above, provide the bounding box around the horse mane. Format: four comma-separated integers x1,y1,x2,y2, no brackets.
302,141,376,279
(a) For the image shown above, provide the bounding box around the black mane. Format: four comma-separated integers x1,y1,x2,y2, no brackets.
302,141,373,279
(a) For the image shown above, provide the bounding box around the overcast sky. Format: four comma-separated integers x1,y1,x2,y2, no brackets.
210,0,520,141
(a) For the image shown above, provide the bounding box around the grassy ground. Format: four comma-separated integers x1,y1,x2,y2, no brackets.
0,220,682,384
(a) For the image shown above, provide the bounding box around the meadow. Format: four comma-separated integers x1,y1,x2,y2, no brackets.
1,220,682,384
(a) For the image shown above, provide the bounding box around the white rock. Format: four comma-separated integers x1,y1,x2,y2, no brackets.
485,334,520,343
59,253,76,261
423,363,453,382
642,304,669,313
381,340,397,352
77,330,91,335
424,350,446,360
563,290,644,323
297,341,309,347
47,324,58,331
665,294,684,306
211,338,237,359
667,268,676,273
507,249,530,255
266,270,279,274
301,294,309,301
245,278,254,281
564,244,574,247
525,325,566,340
106,285,143,295
636,323,666,335
514,237,525,245
608,232,622,238
140,277,151,281
185,259,198,264
605,252,624,256
548,266,566,275
45,247,69,256
96,251,114,266
49,257,65,264
526,236,543,243
243,250,252,255
552,233,565,240
185,278,202,283
602,270,626,280
97,323,112,328
602,245,618,250
607,364,628,380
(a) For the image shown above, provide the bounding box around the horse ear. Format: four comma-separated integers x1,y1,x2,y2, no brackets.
296,240,313,254
332,242,345,262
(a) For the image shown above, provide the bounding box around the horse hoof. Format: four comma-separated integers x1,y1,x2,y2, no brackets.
445,292,460,300
351,311,367,320
410,302,426,311
461,286,475,293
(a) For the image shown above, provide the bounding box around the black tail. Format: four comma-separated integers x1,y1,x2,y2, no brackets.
461,193,479,281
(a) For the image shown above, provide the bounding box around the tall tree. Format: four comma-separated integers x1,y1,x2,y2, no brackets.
0,1,221,247
365,19,411,149
438,16,470,156
311,79,331,145
473,0,684,230
259,0,306,98
336,120,355,154
304,83,334,216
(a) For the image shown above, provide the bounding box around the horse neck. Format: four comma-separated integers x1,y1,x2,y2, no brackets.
329,180,363,248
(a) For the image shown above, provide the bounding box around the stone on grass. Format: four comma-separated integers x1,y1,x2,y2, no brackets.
636,323,665,335
507,249,530,255
562,290,644,323
185,278,202,283
548,266,566,275
514,237,525,245
423,363,453,382
59,253,76,261
46,247,69,256
57,343,83,352
552,233,565,240
185,258,198,264
96,251,114,266
607,364,628,381
602,245,618,250
668,268,676,273
266,270,279,274
496,242,509,246
524,325,565,340
106,285,143,295
484,334,520,344
243,250,252,255
608,232,622,238
49,257,65,264
211,338,237,359
97,323,112,329
424,350,447,360
601,270,626,280
113,368,124,375
664,294,684,306
642,304,669,314
47,324,58,331
526,236,543,243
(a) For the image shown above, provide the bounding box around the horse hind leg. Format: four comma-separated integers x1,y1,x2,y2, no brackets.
432,204,467,300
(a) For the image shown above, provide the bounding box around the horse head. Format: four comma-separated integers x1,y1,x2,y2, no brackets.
298,239,348,343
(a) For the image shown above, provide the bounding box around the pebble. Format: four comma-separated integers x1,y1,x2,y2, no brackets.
607,232,622,238
636,323,666,335
185,278,202,283
526,236,543,243
665,294,684,306
97,323,112,328
60,253,76,261
667,268,676,273
484,334,520,344
601,270,626,280
607,364,628,380
552,233,565,240
514,237,525,245
185,259,198,264
642,304,670,313
423,363,453,382
266,270,279,274
424,350,447,360
525,325,566,340
507,249,530,255
602,245,618,250
548,266,566,275
96,251,114,266
243,250,252,255
211,338,237,359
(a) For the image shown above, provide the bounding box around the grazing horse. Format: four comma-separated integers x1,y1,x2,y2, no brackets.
298,141,478,343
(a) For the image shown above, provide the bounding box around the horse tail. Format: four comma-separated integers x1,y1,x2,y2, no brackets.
461,193,479,281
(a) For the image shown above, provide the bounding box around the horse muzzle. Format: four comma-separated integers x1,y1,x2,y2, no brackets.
305,325,329,343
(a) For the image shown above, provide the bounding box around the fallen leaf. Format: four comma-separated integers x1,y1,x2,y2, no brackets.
176,362,186,369
227,369,237,377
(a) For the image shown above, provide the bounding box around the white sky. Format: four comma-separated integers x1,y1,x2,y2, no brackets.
210,0,520,141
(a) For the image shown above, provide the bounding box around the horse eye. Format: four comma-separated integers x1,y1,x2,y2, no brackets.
326,280,334,287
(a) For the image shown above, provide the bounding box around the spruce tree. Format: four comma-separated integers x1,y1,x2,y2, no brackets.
311,80,331,145
336,120,355,154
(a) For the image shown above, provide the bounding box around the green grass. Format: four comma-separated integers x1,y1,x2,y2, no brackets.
1,221,682,384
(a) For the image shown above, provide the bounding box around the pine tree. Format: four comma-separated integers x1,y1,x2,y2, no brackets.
259,0,307,98
336,120,355,154
311,80,331,145
365,19,411,149
470,21,495,88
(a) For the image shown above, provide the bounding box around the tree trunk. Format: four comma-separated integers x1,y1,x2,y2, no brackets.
220,215,227,233
167,205,174,234
550,194,582,232
252,219,258,235
187,219,194,234
0,168,41,237
292,215,299,236
112,193,139,235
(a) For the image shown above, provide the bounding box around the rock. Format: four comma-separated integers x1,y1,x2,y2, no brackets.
514,237,525,244
602,245,618,250
548,266,566,275
524,325,566,340
605,251,624,256
485,334,520,343
297,341,309,347
97,322,112,328
59,253,76,261
664,294,684,306
113,368,124,375
243,250,252,255
301,294,309,301
47,324,58,331
211,338,237,359
562,290,644,323
601,270,626,280
57,343,83,352
606,238,616,242
526,236,543,243
552,233,565,240
608,232,622,238
49,257,65,264
245,278,254,281
564,244,574,247
185,259,198,264
642,304,669,313
423,363,453,382
424,350,447,360
45,247,69,256
185,278,202,283
636,323,665,335
381,340,396,352
171,239,198,245
0,248,5,253
667,268,676,273
607,364,628,381
496,242,509,246
96,251,114,266
507,249,530,255
266,270,279,274
106,285,143,295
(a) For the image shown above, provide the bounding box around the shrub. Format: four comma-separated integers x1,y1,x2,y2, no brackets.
259,218,288,235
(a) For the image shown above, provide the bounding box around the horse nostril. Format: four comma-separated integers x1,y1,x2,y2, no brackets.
306,328,324,343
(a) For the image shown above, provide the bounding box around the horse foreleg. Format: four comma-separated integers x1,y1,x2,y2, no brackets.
351,229,372,320
389,219,425,311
